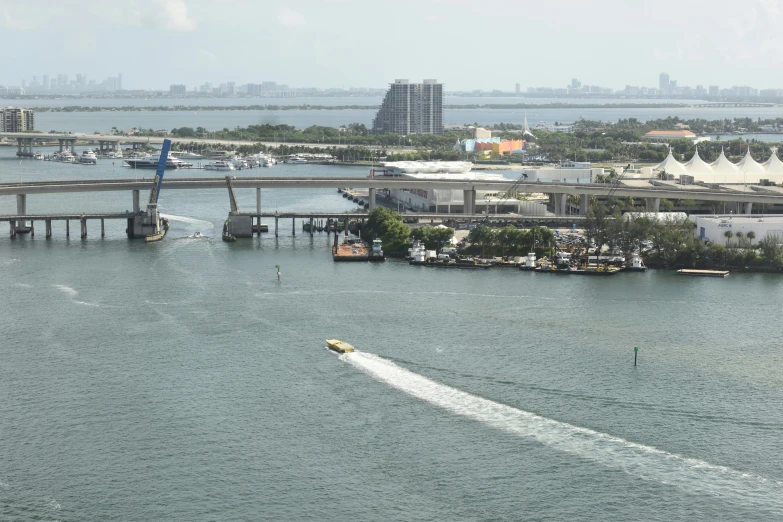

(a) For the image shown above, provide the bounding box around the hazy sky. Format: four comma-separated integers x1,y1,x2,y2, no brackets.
2,0,783,91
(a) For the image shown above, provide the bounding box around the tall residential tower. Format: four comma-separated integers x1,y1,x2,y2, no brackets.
372,79,443,135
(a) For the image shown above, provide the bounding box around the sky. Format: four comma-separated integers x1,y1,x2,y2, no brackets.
2,0,783,91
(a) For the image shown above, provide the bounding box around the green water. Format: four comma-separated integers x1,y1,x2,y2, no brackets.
1,150,783,521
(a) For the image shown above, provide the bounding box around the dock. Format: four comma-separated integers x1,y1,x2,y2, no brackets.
677,269,730,277
333,241,369,261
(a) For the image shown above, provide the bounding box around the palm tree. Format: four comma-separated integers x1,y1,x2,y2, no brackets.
747,231,756,245
736,231,745,249
724,230,734,247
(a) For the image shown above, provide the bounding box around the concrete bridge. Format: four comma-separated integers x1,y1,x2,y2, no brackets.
0,132,404,154
3,175,780,239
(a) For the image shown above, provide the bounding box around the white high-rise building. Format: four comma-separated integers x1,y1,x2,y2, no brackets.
372,79,443,135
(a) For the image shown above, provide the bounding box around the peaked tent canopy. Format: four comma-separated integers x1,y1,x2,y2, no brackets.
763,151,783,174
653,149,687,175
736,149,766,175
710,149,740,175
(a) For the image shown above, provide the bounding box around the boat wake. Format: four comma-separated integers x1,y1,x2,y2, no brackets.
342,351,783,511
53,284,78,296
160,213,214,229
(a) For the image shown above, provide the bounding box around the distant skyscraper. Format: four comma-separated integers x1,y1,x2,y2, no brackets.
659,72,670,93
118,73,122,91
170,84,187,95
0,107,35,132
515,83,520,94
709,85,719,97
372,79,443,135
42,75,49,90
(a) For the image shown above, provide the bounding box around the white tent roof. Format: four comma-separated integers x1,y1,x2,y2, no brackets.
654,149,687,175
763,152,783,174
737,149,766,175
684,150,713,175
710,149,739,175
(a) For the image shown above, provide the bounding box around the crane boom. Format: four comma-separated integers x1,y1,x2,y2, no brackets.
148,139,171,206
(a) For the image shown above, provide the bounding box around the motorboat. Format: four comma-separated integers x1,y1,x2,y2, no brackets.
205,161,235,171
79,150,98,164
194,231,202,238
284,155,308,164
124,153,193,169
53,150,76,163
626,254,648,272
326,339,355,354
33,152,44,160
369,238,386,261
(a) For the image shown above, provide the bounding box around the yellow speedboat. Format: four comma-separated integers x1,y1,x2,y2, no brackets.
326,339,355,354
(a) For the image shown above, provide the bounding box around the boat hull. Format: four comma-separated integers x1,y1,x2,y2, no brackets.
326,339,354,354
145,219,170,243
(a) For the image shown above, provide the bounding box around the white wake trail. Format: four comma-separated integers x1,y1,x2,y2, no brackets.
160,214,215,229
342,351,783,511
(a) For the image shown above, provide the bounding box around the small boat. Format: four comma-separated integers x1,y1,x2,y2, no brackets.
33,152,44,160
194,231,202,238
369,238,386,261
205,160,235,171
626,254,648,272
222,220,236,242
145,218,170,242
326,339,355,354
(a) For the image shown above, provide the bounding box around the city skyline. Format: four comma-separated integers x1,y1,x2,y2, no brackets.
2,0,783,91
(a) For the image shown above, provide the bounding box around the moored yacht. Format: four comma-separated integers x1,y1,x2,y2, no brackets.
80,150,98,164
124,152,193,169
204,160,235,171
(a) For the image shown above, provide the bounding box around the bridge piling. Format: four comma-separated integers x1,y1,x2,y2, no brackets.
292,218,296,236
10,221,15,238
580,194,589,215
310,216,314,237
81,218,87,238
101,219,105,237
133,190,140,213
66,220,70,238
45,219,52,238
275,216,278,237
369,188,377,210
30,220,34,237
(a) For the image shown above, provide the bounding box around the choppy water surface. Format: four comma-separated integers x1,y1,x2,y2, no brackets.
1,152,783,521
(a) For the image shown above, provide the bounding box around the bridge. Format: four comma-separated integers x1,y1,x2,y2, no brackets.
0,132,403,155
2,175,779,239
690,102,777,108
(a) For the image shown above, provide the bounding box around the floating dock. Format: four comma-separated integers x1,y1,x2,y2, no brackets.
333,241,369,261
677,269,729,277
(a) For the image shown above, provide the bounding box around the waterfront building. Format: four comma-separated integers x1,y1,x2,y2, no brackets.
520,161,602,184
170,84,187,95
372,79,443,135
693,215,783,246
644,130,697,141
654,148,783,184
376,162,536,214
0,107,34,132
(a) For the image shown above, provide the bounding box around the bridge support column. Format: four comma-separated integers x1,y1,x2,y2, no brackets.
580,194,589,215
256,188,261,214
553,193,567,216
744,202,753,215
369,188,377,210
101,219,105,237
133,190,140,213
17,138,22,156
10,221,15,238
30,221,34,237
309,216,314,237
66,220,70,238
274,216,278,237
81,218,87,238
463,189,477,215
46,219,52,238
16,194,26,232
59,139,64,153
292,218,296,236
344,218,349,239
